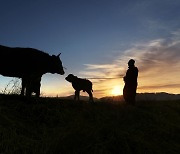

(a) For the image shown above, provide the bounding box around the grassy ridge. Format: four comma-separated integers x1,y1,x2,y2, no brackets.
0,95,180,153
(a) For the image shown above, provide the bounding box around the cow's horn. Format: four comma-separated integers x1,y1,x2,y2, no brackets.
57,53,61,57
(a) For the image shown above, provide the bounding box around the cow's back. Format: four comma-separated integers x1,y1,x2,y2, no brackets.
0,45,50,77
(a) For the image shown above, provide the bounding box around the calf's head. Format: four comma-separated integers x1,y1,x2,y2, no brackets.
65,74,76,83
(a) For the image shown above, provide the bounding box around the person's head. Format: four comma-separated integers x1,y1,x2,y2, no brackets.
128,59,135,67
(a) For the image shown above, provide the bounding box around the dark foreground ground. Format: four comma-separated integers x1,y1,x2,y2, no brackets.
0,95,180,154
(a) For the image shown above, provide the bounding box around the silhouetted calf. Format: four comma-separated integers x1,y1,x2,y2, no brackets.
65,74,94,102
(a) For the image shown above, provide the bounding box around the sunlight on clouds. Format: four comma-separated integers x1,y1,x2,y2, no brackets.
39,30,180,98
84,64,118,69
80,30,180,98
126,32,180,94
79,71,107,78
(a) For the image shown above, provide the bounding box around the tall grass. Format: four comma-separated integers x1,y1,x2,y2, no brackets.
0,95,180,153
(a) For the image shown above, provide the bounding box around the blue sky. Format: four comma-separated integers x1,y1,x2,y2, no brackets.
0,0,180,97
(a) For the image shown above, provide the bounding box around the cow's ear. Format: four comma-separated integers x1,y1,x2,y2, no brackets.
57,53,61,57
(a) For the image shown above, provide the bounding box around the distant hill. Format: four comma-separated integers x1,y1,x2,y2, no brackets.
59,95,99,101
1,92,180,102
136,92,180,101
100,92,180,102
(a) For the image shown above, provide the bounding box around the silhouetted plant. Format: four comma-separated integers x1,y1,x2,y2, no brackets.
2,78,21,95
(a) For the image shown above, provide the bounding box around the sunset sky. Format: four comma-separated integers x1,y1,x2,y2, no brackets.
0,0,180,98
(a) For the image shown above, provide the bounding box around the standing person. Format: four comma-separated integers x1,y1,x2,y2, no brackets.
123,59,138,105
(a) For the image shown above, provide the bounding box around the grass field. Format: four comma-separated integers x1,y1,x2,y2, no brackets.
0,95,180,153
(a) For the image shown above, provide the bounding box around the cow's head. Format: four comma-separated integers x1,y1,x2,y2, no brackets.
50,53,65,75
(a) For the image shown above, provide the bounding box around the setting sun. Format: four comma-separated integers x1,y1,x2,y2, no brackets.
111,85,122,96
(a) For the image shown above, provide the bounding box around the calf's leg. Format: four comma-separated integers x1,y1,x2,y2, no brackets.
74,90,80,101
87,90,94,103
21,78,25,96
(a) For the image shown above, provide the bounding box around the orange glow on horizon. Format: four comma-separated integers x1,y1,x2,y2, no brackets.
111,85,122,96
39,76,180,98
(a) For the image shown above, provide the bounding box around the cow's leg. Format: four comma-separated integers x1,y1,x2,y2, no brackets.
22,76,32,97
26,74,42,98
21,77,32,97
21,78,25,96
33,75,41,97
35,84,40,97
25,82,32,97
35,89,40,97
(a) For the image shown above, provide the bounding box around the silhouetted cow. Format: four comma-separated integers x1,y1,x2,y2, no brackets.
0,45,65,97
65,74,94,103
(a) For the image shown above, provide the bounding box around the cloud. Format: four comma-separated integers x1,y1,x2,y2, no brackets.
80,30,180,97
79,63,124,81
84,64,117,70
